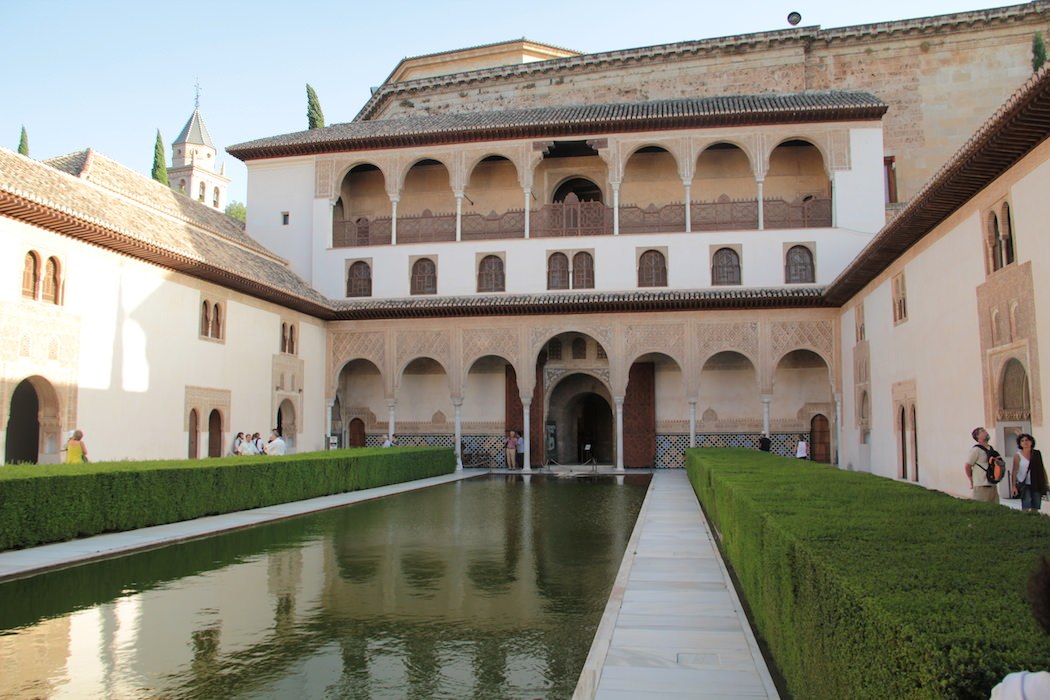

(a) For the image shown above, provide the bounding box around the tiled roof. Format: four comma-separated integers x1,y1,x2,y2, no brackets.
229,91,886,160
824,64,1050,305
332,287,827,320
43,149,273,258
174,108,214,148
0,148,331,316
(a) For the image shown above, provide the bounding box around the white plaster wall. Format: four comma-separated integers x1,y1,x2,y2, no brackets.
245,157,315,280
462,367,507,425
834,128,886,234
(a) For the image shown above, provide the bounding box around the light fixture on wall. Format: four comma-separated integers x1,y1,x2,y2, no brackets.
787,11,802,26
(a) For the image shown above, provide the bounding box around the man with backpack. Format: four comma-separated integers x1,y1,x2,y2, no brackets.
965,426,1005,503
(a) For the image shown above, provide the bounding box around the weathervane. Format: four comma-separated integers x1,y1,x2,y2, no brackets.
194,78,201,109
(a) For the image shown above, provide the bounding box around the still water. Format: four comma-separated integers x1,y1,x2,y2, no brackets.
0,473,650,699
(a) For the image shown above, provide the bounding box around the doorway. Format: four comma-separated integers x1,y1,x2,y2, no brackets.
5,379,40,464
810,414,831,463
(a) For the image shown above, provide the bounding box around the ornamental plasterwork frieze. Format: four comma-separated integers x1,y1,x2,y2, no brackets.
330,331,386,371
396,330,451,370
625,323,685,364
696,321,760,367
184,386,231,429
315,159,334,199
462,328,520,367
769,319,834,365
828,129,851,171
544,366,611,391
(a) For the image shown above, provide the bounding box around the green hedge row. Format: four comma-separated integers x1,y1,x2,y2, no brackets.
686,448,1050,700
0,447,453,551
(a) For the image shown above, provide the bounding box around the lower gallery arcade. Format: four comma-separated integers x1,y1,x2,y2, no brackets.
327,309,839,468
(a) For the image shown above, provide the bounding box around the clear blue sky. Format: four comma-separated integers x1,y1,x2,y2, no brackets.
2,0,1011,206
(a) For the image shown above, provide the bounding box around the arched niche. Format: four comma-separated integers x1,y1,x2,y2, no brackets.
698,352,761,430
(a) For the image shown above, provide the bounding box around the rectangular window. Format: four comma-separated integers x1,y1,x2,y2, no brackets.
281,211,290,226
884,157,898,204
892,272,908,325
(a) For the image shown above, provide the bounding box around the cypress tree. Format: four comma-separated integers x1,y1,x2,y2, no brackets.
17,126,28,156
1034,32,1047,73
152,129,169,185
307,83,325,130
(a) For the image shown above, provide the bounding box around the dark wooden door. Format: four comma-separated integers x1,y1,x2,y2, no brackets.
349,418,365,447
811,414,831,463
623,363,655,467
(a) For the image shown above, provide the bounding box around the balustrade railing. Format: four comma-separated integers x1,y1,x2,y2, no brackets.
331,196,833,247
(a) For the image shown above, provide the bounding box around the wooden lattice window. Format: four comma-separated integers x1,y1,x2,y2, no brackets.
198,182,206,202
288,325,296,355
638,250,667,287
572,338,587,359
785,246,814,283
712,248,741,286
892,273,908,324
1001,359,1031,420
411,258,436,295
347,261,372,297
548,338,562,360
211,303,222,339
1002,202,1015,265
355,218,370,246
547,253,569,290
200,301,211,336
212,187,220,207
572,251,594,289
477,255,505,292
22,252,39,299
281,323,288,353
989,212,1004,272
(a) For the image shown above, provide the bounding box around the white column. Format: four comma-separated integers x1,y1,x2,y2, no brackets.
453,399,463,471
756,180,765,231
325,398,335,449
683,181,692,233
523,188,531,239
387,400,396,441
614,395,625,471
390,196,399,245
688,399,697,448
761,395,772,437
612,184,620,235
830,173,838,228
455,192,463,242
834,393,843,467
522,399,532,473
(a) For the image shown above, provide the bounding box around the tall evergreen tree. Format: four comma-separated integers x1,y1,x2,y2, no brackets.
1034,32,1047,72
307,83,325,130
152,129,169,185
17,126,28,156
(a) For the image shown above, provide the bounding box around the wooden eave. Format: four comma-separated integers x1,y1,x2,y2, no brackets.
823,68,1050,306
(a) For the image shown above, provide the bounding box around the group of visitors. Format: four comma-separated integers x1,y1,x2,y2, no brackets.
754,433,808,459
232,429,286,456
504,430,525,469
381,434,399,448
965,427,1048,511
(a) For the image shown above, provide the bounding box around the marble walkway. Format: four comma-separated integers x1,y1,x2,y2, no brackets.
576,469,780,699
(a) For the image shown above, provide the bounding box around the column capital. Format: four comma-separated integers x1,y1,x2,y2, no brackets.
761,394,773,404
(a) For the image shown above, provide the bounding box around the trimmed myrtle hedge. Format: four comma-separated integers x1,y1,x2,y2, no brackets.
686,448,1050,700
0,447,453,551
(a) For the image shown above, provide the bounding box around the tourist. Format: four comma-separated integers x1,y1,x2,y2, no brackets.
242,433,259,455
965,427,1000,504
758,433,772,452
795,434,809,459
516,429,526,468
1012,433,1048,513
267,429,287,456
65,429,89,463
990,555,1050,698
252,432,265,454
390,434,399,447
231,432,245,455
381,434,391,448
506,430,518,470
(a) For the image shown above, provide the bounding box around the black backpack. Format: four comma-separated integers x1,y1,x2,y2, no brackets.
974,444,1006,484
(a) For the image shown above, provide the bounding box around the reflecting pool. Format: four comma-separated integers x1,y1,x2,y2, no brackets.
0,473,650,699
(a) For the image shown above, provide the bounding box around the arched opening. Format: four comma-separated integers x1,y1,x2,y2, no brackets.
765,140,831,228
337,359,385,446
464,354,517,465
711,247,741,286
42,257,60,304
188,408,199,459
277,398,296,449
699,352,761,443
1002,202,1016,265
627,352,684,467
552,177,603,204
911,404,919,482
772,349,833,457
620,146,681,234
898,406,908,479
22,251,40,299
692,143,757,230
463,155,524,239
398,357,452,445
547,252,569,290
348,417,366,447
477,255,505,293
347,261,372,297
785,245,815,284
548,374,614,464
399,159,457,244
1000,359,1031,421
810,414,831,463
207,409,222,458
537,331,612,465
5,379,40,464
334,163,388,247
572,251,594,289
638,249,667,287
534,140,609,236
411,258,437,295
989,211,1004,272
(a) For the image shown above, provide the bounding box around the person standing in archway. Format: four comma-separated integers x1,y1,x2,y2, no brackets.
795,434,809,460
66,430,89,463
505,431,518,470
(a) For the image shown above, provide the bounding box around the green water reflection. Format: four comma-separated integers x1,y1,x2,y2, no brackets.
0,473,650,699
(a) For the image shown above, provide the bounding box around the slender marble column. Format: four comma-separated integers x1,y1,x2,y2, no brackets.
614,395,625,471
522,400,532,473
390,197,399,245
834,393,843,467
688,400,697,448
756,180,764,231
523,189,531,239
683,182,692,233
453,399,463,471
454,193,463,242
325,398,335,448
611,184,620,235
761,395,772,437
387,400,396,441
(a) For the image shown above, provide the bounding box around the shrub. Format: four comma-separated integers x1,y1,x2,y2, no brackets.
686,448,1050,699
0,448,453,551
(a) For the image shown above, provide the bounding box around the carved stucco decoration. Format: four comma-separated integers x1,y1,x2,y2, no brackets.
529,324,614,362
396,329,451,371
462,328,520,369
315,159,334,199
544,366,611,394
625,323,685,366
769,319,834,367
330,331,386,374
696,322,760,368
